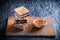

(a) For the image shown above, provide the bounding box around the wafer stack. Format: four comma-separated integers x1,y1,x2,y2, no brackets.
14,6,30,20
13,6,30,31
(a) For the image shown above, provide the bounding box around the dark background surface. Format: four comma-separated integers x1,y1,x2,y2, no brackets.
0,0,60,40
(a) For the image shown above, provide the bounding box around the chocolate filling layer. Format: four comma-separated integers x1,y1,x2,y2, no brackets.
14,13,29,19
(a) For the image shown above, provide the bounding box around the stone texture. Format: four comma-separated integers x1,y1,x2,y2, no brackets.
0,0,60,40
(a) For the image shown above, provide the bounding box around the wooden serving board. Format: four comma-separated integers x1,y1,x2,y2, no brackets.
6,16,56,37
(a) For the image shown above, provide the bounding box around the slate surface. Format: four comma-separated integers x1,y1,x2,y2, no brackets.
0,0,60,40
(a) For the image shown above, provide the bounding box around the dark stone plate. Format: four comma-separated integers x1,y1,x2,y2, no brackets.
0,0,60,40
